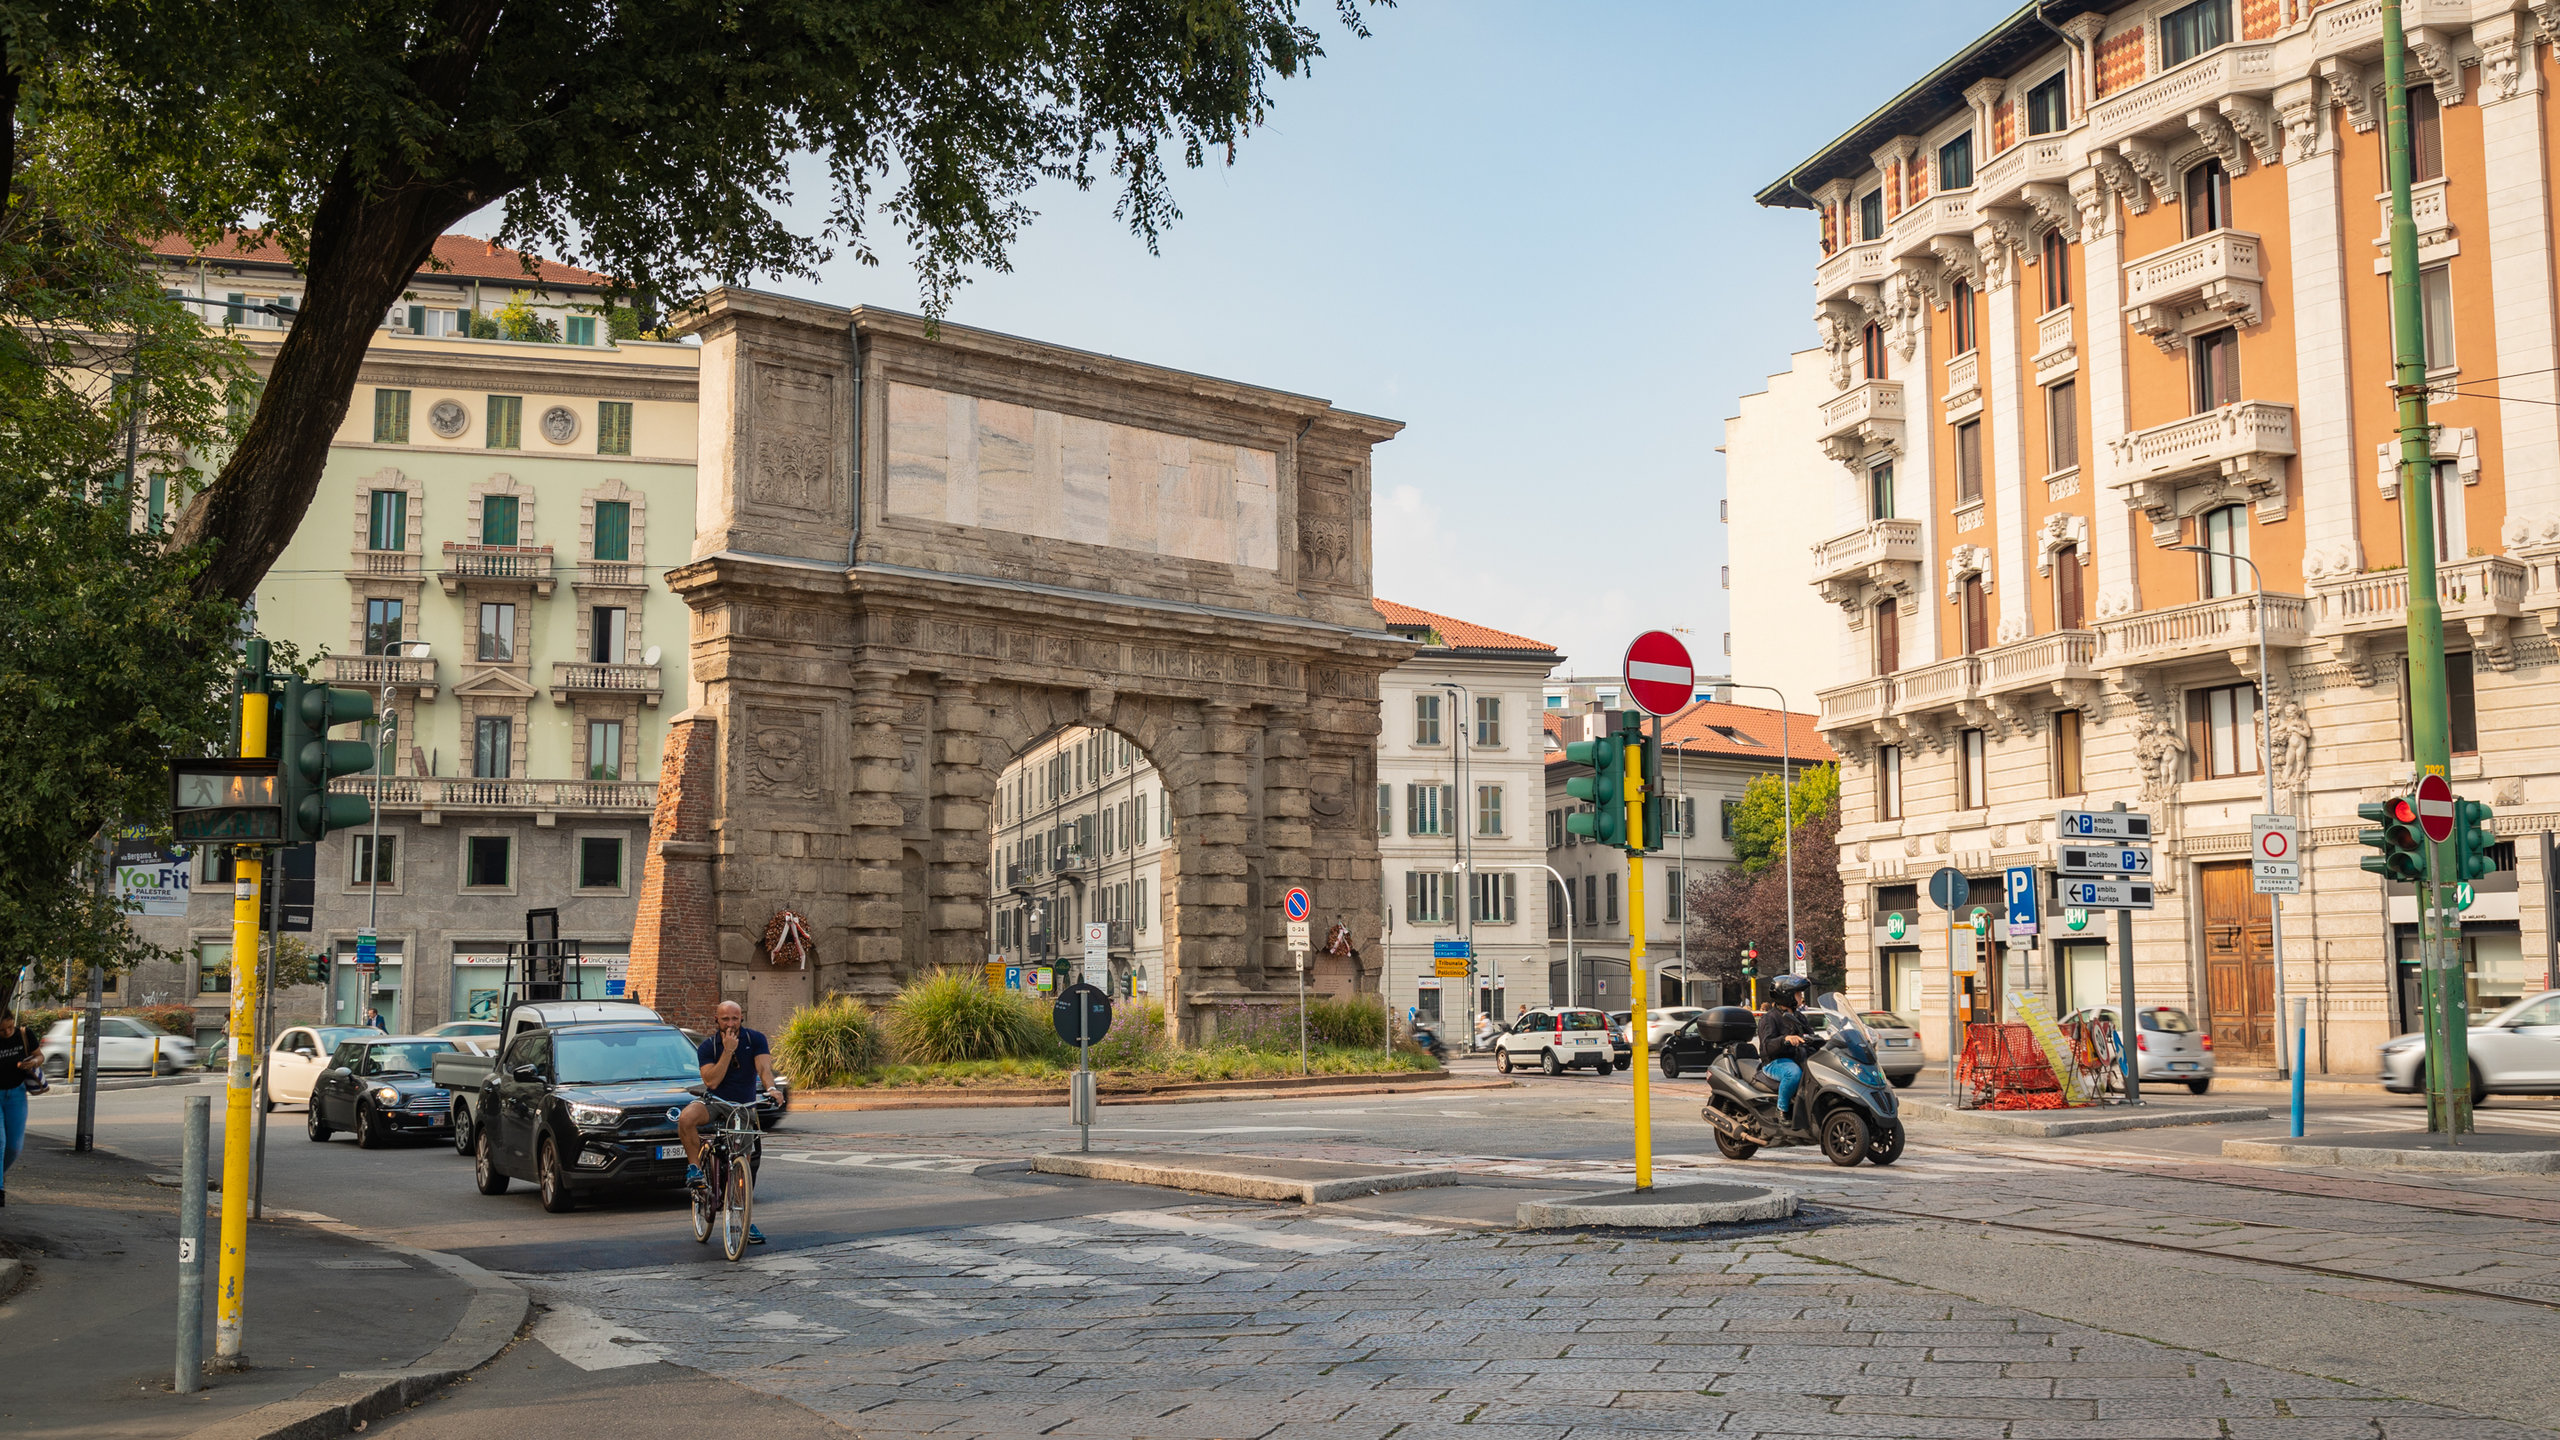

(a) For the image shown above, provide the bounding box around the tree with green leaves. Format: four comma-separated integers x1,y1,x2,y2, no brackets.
36,0,1384,603
0,94,251,1004
1725,762,1840,874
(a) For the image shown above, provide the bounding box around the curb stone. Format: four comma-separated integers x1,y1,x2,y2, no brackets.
1901,1099,2269,1136
798,1074,1512,1112
1516,1185,1798,1229
0,1256,23,1301
1031,1153,1461,1203
2221,1136,2560,1172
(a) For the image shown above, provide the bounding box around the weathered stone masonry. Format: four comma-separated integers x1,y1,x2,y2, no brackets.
626,290,1409,1041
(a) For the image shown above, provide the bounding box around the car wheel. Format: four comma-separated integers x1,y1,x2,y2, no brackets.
452,1100,476,1156
306,1102,332,1143
43,1055,64,1079
355,1104,386,1149
2187,1079,2212,1095
1713,1127,1759,1161
538,1135,577,1213
474,1128,509,1195
1541,1049,1563,1077
1661,1055,1681,1080
1495,1049,1512,1074
1818,1108,1870,1167
2474,1069,2491,1107
1888,1072,1916,1089
1865,1119,1906,1166
260,1093,275,1115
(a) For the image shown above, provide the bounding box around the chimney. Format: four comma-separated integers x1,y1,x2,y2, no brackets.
485,239,497,256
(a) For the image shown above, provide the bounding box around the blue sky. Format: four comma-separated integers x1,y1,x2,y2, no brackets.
752,3,2014,683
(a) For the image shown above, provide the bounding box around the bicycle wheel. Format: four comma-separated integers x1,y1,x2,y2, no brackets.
720,1146,753,1261
691,1151,718,1244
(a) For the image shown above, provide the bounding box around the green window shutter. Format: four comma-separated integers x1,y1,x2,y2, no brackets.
373,389,410,444
486,395,522,449
1405,784,1420,836
592,500,630,561
597,401,633,456
567,316,597,347
368,490,408,551
481,494,519,547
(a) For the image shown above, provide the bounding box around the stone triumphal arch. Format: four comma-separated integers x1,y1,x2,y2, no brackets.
625,290,1409,1042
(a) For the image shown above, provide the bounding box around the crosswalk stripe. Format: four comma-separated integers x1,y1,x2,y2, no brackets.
533,1302,670,1370
857,1236,1131,1289
972,1221,1261,1271
1096,1209,1367,1254
1307,1215,1448,1235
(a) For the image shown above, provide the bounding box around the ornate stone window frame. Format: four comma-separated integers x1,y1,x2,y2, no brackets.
1945,543,1995,602
463,472,537,547
570,699,645,783
2035,512,2093,575
453,671,537,778
2374,424,2478,500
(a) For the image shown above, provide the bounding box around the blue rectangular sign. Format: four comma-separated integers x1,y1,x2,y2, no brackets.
1432,939,1473,959
2005,865,2039,937
1004,965,1022,990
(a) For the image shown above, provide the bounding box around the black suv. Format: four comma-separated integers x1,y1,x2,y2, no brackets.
471,1023,703,1212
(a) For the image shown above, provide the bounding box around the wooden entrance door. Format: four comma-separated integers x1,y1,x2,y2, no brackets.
2200,861,2274,1060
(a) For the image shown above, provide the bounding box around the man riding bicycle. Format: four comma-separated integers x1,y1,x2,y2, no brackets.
679,1000,773,1244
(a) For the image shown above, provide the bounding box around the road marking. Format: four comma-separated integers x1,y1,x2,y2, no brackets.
1096,1209,1369,1254
856,1236,1130,1289
771,1151,991,1171
1090,1125,1340,1134
973,1221,1261,1271
533,1303,670,1370
1306,1215,1448,1235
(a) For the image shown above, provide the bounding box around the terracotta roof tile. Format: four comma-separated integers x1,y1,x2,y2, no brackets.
1541,697,1834,767
149,231,613,290
1372,598,1558,655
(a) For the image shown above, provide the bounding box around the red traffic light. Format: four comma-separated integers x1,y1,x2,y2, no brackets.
2388,797,2419,825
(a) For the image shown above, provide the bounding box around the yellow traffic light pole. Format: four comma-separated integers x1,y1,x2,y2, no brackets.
1625,730,1652,1191
217,686,265,1367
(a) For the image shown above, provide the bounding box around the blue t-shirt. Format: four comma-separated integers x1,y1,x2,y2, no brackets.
697,1027,769,1102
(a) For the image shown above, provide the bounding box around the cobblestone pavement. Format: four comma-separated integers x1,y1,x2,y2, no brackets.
512,1200,2541,1440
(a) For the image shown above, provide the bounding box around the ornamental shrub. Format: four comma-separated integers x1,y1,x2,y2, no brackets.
776,995,888,1087
887,968,1048,1064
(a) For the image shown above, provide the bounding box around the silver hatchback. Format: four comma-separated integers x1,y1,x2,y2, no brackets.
2063,1005,2216,1093
2381,990,2560,1100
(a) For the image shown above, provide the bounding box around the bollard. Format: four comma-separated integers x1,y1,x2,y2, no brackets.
177,1094,209,1393
2289,994,2308,1139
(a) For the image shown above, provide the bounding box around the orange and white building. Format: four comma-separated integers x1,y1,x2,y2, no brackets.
1749,0,2560,1070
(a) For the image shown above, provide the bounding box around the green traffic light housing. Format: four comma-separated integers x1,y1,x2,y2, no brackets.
2355,797,2426,884
2453,798,2499,882
280,679,377,843
1563,732,1628,848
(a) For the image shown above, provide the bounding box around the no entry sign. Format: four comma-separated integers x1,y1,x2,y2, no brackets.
2416,773,2455,844
1622,631,1694,716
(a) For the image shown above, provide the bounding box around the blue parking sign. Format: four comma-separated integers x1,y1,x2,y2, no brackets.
1005,965,1021,990
2005,865,2039,937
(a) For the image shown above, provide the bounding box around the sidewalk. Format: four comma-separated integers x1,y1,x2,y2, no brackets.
0,1134,482,1440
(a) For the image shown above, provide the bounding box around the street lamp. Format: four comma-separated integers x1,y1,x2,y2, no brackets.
1718,683,1798,985
2169,542,2292,1077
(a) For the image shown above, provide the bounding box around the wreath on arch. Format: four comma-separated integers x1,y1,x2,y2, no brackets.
763,909,815,970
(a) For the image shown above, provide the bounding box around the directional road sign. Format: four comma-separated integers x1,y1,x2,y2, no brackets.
2057,844,2153,876
2055,877,2155,911
2416,773,2456,843
1432,938,1473,959
2056,809,2154,840
2005,865,2040,937
1622,630,1695,716
1283,887,1311,921
2251,814,2301,896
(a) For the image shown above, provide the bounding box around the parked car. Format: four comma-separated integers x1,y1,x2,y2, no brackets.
2382,989,2560,1101
307,1037,463,1148
39,1016,196,1076
1493,1007,1615,1075
2064,1004,2215,1093
1855,1010,1924,1087
470,1023,706,1212
261,1026,382,1109
680,1028,791,1129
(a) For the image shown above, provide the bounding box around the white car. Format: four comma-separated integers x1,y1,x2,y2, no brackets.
40,1016,196,1076
1854,1009,1924,1086
1644,1007,1707,1047
262,1025,382,1109
1493,1007,1616,1076
2381,989,2560,1101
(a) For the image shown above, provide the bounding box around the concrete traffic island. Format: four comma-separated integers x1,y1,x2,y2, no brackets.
1902,1098,2269,1137
2223,1130,2560,1173
1031,1151,1460,1203
1515,1181,1797,1229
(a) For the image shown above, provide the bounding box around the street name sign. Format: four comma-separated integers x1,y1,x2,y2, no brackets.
1432,939,1473,959
2056,844,2153,876
2056,877,2155,910
2056,809,2154,840
1622,630,1695,716
1433,955,1472,978
2251,814,2301,896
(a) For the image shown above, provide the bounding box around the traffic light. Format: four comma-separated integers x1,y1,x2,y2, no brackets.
2453,798,2499,882
2356,797,2426,883
280,679,377,844
1741,947,1758,978
1635,725,1664,853
305,952,330,986
1564,729,1629,848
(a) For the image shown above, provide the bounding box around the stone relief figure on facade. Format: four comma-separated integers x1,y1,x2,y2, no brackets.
2135,715,2188,802
1298,517,1350,581
2269,701,2312,797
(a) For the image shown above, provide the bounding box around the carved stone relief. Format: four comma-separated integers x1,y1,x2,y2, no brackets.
741,706,826,801
747,363,836,516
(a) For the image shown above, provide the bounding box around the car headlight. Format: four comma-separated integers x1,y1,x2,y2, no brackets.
565,1102,622,1128
372,1086,401,1103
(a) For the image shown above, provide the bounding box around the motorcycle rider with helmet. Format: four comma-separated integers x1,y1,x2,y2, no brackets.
1756,973,1819,1130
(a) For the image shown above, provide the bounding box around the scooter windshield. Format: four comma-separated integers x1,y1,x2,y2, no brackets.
1815,993,1879,1068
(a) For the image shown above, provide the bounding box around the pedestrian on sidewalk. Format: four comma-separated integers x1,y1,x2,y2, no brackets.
0,1011,42,1205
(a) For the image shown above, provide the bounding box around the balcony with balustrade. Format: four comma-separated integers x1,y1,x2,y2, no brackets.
2033,305,2076,381
440,542,557,597
2095,592,2310,670
1973,136,2071,207
2312,556,2528,677
1817,379,1904,463
321,653,441,702
1977,630,2097,696
574,559,649,591
346,548,423,582
2123,230,2264,347
331,774,657,818
1812,519,1924,588
1887,190,1976,260
1817,676,1896,731
1816,240,1889,305
2103,400,2295,541
1943,349,1981,419
549,660,665,708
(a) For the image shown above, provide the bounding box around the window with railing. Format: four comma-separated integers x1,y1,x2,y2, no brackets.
1878,745,1903,820
481,494,520,547
592,500,631,561
474,716,513,778
1859,188,1884,240
1958,728,1987,808
587,720,623,781
364,598,405,656
1950,281,1976,355
2039,231,2070,313
2183,158,2231,237
2052,709,2085,796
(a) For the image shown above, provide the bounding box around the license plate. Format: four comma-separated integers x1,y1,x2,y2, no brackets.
2168,1061,2198,1071
1882,1038,1911,1047
656,1144,686,1160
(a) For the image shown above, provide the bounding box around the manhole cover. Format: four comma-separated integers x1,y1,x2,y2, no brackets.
314,1258,410,1270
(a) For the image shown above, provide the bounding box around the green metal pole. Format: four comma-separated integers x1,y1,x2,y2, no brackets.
2380,0,2469,1135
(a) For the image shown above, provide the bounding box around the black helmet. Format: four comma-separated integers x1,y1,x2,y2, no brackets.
1770,973,1812,1005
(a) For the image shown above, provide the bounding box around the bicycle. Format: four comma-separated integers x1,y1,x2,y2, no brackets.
689,1090,766,1261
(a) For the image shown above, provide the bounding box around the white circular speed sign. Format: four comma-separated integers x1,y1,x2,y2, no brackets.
2256,828,2291,862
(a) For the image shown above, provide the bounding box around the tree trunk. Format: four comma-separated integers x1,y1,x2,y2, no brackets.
169,174,477,601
